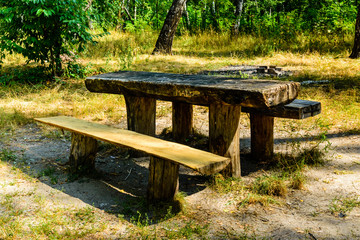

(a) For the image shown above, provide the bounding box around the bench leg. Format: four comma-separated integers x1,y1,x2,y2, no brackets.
147,157,179,201
209,103,241,178
69,132,98,173
250,113,274,162
172,102,193,142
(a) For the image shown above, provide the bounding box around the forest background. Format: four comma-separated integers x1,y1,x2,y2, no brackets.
0,0,359,81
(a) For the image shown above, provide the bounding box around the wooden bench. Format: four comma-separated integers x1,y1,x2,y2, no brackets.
242,99,321,161
34,116,230,201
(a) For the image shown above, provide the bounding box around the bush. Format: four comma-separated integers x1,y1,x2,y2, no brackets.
0,0,95,77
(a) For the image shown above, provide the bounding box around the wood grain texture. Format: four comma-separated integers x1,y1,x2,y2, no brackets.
147,156,179,201
86,71,300,108
250,114,274,162
69,132,98,173
242,99,321,119
34,116,230,175
172,102,193,142
209,103,241,177
125,95,156,157
124,95,156,136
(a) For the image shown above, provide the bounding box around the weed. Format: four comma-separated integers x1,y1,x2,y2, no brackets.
209,173,244,194
251,175,287,197
238,193,280,208
0,149,16,162
74,206,96,223
288,171,306,190
39,167,58,184
329,195,360,216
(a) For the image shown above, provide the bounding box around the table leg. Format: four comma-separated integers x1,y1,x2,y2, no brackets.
69,132,98,173
250,113,274,162
209,103,241,178
124,95,156,136
172,102,193,142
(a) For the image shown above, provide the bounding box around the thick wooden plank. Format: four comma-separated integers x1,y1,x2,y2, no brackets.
242,99,321,119
86,71,300,108
34,116,230,175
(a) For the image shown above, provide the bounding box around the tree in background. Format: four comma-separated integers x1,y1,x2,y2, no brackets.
152,0,187,54
0,0,95,77
350,4,360,58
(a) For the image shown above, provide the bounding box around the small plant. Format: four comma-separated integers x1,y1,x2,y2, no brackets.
329,195,360,216
209,173,244,194
0,149,16,162
251,175,287,197
288,171,306,190
39,167,58,184
74,206,96,223
238,193,280,208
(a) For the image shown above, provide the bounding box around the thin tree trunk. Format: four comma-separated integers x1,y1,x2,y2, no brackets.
152,0,187,55
211,0,219,31
350,5,360,59
183,1,191,31
231,0,245,36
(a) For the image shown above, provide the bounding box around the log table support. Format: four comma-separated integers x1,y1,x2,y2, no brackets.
69,133,98,173
124,95,156,136
250,113,274,162
209,103,241,178
172,102,193,142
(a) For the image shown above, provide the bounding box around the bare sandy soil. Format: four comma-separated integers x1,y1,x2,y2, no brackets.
0,107,359,239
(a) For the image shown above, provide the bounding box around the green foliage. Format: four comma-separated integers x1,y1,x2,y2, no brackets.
0,149,16,162
0,0,96,77
251,175,287,197
0,66,52,85
329,195,360,215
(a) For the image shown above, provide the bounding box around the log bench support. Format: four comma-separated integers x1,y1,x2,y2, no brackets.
35,116,230,202
69,133,98,173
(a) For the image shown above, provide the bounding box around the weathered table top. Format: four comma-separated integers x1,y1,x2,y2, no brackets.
85,71,300,108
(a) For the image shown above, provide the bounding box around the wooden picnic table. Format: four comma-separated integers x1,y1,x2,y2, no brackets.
85,71,300,179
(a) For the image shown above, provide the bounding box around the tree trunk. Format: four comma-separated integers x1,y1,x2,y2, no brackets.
211,0,219,31
350,5,360,59
152,0,187,55
231,0,245,36
183,1,191,32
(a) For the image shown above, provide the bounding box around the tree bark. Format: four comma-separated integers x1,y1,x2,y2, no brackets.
152,0,187,54
350,5,360,59
250,113,274,162
69,133,98,174
172,102,193,142
209,103,241,178
231,0,245,36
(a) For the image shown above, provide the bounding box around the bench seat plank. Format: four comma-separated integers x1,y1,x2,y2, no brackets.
35,116,230,175
242,99,321,119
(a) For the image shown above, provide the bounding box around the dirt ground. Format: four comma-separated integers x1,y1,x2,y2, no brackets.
1,105,359,239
